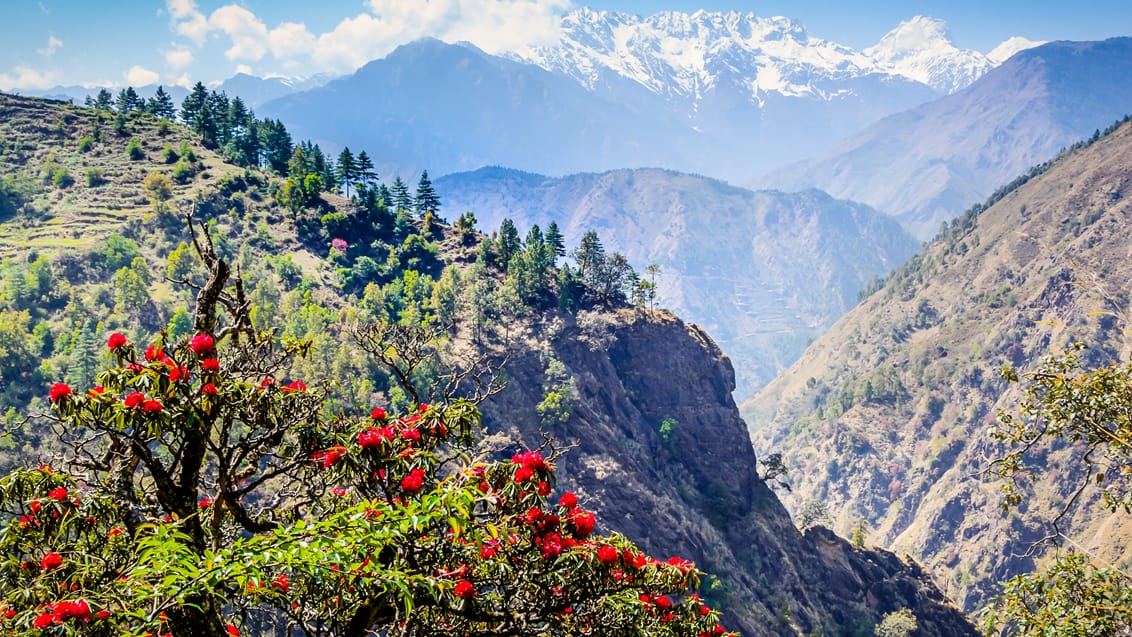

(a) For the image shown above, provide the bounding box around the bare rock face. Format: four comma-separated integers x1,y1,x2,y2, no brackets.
480,307,976,636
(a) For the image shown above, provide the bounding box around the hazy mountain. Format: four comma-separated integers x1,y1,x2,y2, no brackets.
744,117,1132,610
762,38,1132,239
436,166,918,396
15,72,329,110
259,10,1036,182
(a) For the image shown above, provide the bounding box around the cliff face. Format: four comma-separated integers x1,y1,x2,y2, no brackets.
480,307,976,636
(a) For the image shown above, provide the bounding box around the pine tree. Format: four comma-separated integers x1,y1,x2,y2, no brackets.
414,170,441,219
390,176,412,212
93,89,114,111
544,221,566,262
179,83,209,130
496,219,521,265
336,147,357,198
147,86,177,119
356,151,377,186
257,119,293,174
116,87,142,114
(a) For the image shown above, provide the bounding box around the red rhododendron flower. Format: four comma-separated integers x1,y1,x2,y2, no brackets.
188,333,214,356
226,625,239,636
655,596,673,610
311,446,347,468
88,385,104,397
418,403,430,412
370,407,387,421
454,579,476,600
480,543,497,559
49,487,68,502
514,466,535,483
559,492,578,509
358,427,394,450
537,481,551,496
512,450,547,472
41,552,63,571
272,574,289,593
201,383,218,395
142,400,163,413
145,344,168,362
200,358,220,373
332,487,347,497
401,428,420,443
401,468,425,494
597,545,619,565
282,380,307,393
199,498,213,508
538,533,563,560
49,383,72,403
96,609,110,620
123,392,145,409
107,332,128,349
168,365,189,382
569,509,596,537
259,377,275,389
34,613,55,628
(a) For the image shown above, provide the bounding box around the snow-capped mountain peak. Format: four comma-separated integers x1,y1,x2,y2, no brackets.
509,9,1026,105
864,16,993,93
987,36,1047,64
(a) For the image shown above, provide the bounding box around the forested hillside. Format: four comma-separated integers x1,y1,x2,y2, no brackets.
0,92,978,636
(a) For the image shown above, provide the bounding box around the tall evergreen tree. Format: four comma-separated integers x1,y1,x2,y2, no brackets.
544,221,566,262
390,176,412,212
257,119,293,174
356,151,377,186
497,219,521,265
116,87,142,114
147,86,176,119
336,147,357,198
180,82,209,130
93,89,114,111
414,170,441,219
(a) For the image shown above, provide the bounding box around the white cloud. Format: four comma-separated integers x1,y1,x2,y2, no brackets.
208,5,270,61
0,65,61,90
173,72,193,88
234,64,253,75
168,0,208,45
124,65,161,86
164,0,568,78
165,47,193,70
37,35,63,57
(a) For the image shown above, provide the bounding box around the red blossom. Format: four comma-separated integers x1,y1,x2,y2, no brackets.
311,446,347,468
96,609,110,620
453,579,476,600
168,366,189,382
142,400,163,413
400,428,420,443
41,552,63,571
188,333,215,356
123,392,145,409
514,466,535,483
568,508,596,537
401,468,425,494
559,492,578,509
87,386,104,397
201,383,218,396
332,487,348,497
282,380,307,393
370,407,387,421
48,487,68,502
34,613,55,628
226,625,239,636
597,545,619,566
358,427,394,450
145,344,168,362
49,383,72,403
107,332,128,349
537,481,551,496
199,498,213,508
272,574,289,593
200,358,220,373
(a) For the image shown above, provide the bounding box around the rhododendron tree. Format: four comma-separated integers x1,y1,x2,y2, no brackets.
0,227,732,636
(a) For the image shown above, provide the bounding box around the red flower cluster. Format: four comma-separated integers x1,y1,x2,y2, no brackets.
401,468,425,494
512,451,548,485
282,380,307,393
454,579,476,600
311,446,347,468
358,427,394,450
107,332,127,349
41,552,63,571
200,358,220,373
188,333,215,356
597,545,619,565
48,487,68,502
49,383,71,403
33,599,94,628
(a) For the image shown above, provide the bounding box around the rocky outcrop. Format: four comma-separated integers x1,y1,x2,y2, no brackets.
481,307,976,636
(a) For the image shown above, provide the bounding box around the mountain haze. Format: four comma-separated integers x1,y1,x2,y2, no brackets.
764,37,1132,239
436,166,918,395
745,116,1132,610
258,10,1029,181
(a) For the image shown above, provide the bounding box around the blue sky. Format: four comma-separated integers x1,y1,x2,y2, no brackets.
2,1,1130,90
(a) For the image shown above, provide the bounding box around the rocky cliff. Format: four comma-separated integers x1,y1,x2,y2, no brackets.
480,307,976,636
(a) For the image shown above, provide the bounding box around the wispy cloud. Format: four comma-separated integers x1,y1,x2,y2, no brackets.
165,47,193,70
37,35,63,57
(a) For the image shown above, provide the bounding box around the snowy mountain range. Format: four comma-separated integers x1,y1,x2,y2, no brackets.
510,9,1041,106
